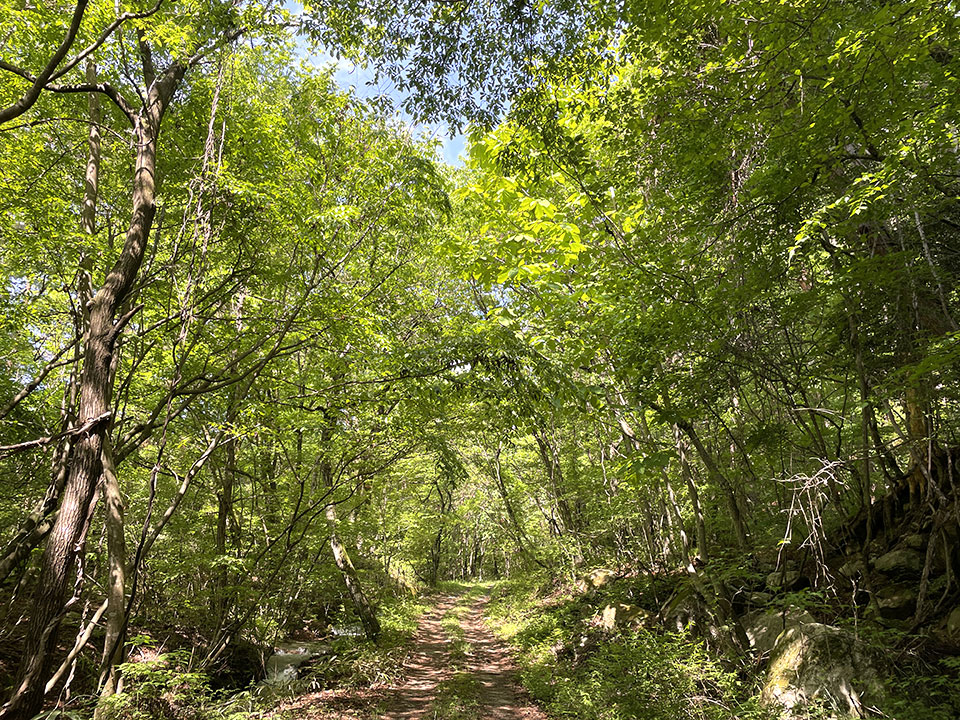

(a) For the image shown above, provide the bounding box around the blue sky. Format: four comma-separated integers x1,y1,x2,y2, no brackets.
309,53,467,167
285,0,466,167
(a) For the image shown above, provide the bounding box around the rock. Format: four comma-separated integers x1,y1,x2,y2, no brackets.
209,639,265,690
600,603,650,631
585,568,616,590
875,585,917,621
945,607,960,638
874,548,923,576
330,625,364,637
742,591,773,606
742,606,815,657
838,559,866,579
660,592,698,633
761,623,887,717
903,534,927,551
766,570,808,591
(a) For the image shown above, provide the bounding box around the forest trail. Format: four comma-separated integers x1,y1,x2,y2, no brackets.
454,593,547,720
383,588,547,720
380,592,460,719
263,588,546,720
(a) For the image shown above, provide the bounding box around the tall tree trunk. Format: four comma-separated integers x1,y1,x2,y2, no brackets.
676,420,749,550
213,434,238,628
490,447,546,568
1,65,181,718
0,56,101,589
318,416,379,641
532,428,576,534
905,386,929,507
674,425,708,561
848,312,874,546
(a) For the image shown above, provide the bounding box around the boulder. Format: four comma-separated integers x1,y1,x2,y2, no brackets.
600,603,650,631
946,607,960,639
766,570,808,591
744,591,774,606
584,568,616,590
742,606,816,657
875,585,917,621
263,641,332,685
873,548,923,576
838,559,866,579
761,623,887,717
660,591,698,633
903,534,927,551
208,639,265,690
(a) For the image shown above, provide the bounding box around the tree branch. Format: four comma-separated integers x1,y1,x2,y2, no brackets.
0,0,91,124
49,0,166,83
0,412,111,459
0,60,136,124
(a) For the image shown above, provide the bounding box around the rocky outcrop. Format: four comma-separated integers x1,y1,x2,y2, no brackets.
838,558,866,579
744,591,773,606
742,606,815,657
761,623,887,718
600,602,650,631
660,590,698,633
903,534,926,551
766,570,808,591
875,585,917,621
873,548,923,577
584,568,616,591
264,641,332,684
946,607,960,639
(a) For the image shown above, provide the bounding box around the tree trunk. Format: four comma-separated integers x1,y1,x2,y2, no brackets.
214,434,238,627
1,69,178,718
676,420,749,550
96,437,126,706
490,447,546,568
325,503,380,641
533,428,576,534
674,425,708,561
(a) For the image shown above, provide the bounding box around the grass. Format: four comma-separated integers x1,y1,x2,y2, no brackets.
431,672,483,720
486,574,772,720
439,583,487,665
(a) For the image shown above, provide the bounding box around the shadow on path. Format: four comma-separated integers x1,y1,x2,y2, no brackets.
383,590,546,720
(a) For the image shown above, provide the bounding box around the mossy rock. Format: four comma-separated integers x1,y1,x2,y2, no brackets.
766,570,808,591
584,568,617,590
761,623,887,718
599,603,651,631
874,549,923,577
875,585,917,621
742,606,815,657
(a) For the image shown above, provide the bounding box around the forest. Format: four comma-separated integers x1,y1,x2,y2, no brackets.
1,1,959,719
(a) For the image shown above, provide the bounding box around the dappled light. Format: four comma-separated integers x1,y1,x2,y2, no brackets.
2,1,960,719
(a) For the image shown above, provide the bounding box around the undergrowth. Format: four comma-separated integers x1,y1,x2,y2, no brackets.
486,574,771,720
276,591,429,696
99,592,428,720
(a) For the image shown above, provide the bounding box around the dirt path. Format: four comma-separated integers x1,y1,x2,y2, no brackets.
266,589,545,720
381,592,460,719
453,594,547,720
383,590,547,720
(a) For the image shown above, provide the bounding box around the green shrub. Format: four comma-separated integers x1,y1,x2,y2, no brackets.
100,650,212,720
488,576,772,720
